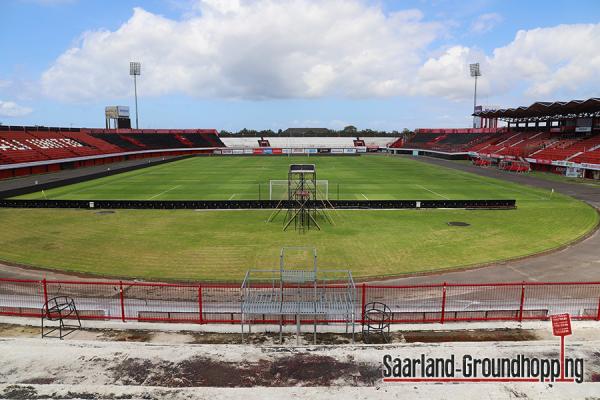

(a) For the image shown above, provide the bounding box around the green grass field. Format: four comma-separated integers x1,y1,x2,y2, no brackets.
1,155,597,281
15,155,563,201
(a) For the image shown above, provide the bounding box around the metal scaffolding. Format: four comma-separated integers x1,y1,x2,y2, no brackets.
286,164,319,231
240,247,356,344
267,164,334,232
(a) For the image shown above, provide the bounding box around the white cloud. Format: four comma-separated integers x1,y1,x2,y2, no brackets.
415,23,600,101
0,100,33,117
414,46,486,100
198,0,243,14
40,2,600,104
491,24,600,98
471,13,503,34
41,1,440,101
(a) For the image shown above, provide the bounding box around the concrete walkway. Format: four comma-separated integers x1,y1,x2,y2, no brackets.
1,317,599,398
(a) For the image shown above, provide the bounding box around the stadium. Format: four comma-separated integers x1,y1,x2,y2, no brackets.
0,100,598,281
1,1,600,398
1,97,599,391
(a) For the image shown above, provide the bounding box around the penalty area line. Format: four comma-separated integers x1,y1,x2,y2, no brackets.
229,193,236,200
361,193,369,200
416,184,449,200
147,185,181,200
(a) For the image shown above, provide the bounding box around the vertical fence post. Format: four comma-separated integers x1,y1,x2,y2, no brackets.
198,285,204,324
119,281,126,322
440,282,447,324
361,284,366,324
42,278,48,306
596,295,600,321
518,282,526,322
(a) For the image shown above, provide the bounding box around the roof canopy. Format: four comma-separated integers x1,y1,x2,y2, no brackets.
474,98,600,121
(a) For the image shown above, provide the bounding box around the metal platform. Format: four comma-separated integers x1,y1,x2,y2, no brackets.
240,247,355,344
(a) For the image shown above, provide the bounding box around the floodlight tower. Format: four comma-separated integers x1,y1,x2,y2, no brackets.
469,63,481,128
129,61,141,129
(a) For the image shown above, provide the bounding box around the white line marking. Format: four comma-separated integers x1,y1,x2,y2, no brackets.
56,163,172,197
58,176,124,196
361,193,369,200
148,185,181,200
416,184,449,200
460,174,548,200
229,193,236,200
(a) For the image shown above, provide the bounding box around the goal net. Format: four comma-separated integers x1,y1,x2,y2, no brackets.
269,180,329,200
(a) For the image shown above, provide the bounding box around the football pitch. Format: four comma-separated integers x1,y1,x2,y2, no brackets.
13,155,574,201
1,155,597,281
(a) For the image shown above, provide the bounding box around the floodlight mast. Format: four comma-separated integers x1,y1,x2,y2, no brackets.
129,62,141,129
469,63,481,128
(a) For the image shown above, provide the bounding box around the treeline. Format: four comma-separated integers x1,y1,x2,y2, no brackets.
219,126,412,138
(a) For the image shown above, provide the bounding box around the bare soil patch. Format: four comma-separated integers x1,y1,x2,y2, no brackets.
0,323,540,345
110,353,379,387
402,329,539,343
98,329,153,342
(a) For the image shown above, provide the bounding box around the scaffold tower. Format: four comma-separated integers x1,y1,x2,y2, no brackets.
267,164,334,232
240,247,356,345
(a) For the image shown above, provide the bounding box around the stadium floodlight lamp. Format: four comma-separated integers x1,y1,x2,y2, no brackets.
129,62,141,129
469,63,481,128
129,62,141,76
469,63,481,77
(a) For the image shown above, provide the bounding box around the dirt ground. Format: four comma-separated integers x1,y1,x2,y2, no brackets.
0,322,541,345
1,318,600,399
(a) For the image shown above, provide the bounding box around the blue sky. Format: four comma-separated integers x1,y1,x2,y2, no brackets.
0,0,599,131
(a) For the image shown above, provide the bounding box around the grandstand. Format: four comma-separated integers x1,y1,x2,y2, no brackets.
220,136,392,150
391,98,600,180
0,126,224,179
3,98,599,181
0,123,396,180
0,123,399,180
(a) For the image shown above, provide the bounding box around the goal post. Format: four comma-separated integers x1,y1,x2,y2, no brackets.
269,179,329,200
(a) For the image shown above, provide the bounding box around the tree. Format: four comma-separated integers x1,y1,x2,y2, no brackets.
343,125,357,134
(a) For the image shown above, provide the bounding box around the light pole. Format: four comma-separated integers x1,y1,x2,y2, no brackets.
129,61,141,129
469,63,481,128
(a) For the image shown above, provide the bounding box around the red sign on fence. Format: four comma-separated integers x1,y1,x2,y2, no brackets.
551,313,572,336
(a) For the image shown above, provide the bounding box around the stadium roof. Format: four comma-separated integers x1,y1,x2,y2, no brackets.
474,98,600,121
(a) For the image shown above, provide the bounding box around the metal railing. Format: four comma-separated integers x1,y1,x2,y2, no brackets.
1,278,599,325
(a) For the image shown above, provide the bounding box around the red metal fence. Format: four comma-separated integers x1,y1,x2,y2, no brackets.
1,278,599,325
